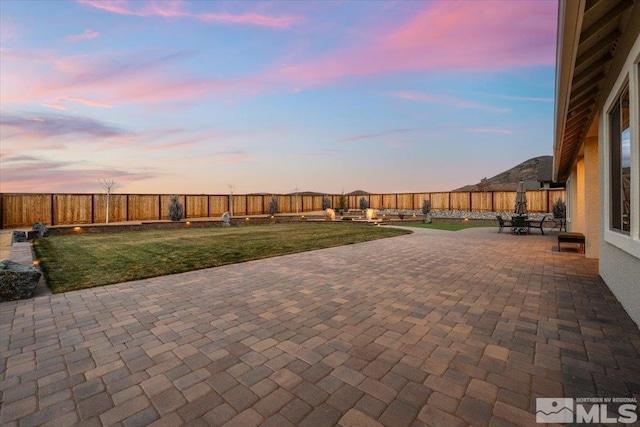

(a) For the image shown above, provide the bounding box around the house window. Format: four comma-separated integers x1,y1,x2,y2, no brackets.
610,84,631,233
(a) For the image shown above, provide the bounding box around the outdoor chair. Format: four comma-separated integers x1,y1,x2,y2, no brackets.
496,216,512,233
528,215,549,235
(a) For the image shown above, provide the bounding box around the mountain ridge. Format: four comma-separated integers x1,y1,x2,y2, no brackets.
453,155,555,192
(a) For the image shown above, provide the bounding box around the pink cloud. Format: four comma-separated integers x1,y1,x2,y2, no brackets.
213,150,256,164
388,91,510,113
466,128,512,135
66,29,99,42
5,49,252,107
339,128,423,143
277,0,557,85
43,97,112,110
0,156,159,192
77,0,301,29
494,94,554,102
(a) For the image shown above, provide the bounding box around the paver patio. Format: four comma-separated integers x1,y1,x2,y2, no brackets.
1,227,639,426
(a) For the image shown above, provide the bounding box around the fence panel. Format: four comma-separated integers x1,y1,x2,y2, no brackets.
525,191,547,213
300,196,313,212
128,195,160,221
53,194,92,225
470,192,493,211
94,194,127,223
430,193,450,210
348,195,358,210
368,194,382,209
209,195,228,217
246,195,264,215
185,195,208,218
413,193,430,212
382,194,397,209
396,194,413,210
493,191,517,212
276,195,292,213
311,195,324,211
2,194,52,228
233,195,247,216
450,192,470,211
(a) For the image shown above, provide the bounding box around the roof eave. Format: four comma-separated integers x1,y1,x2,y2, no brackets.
553,0,585,182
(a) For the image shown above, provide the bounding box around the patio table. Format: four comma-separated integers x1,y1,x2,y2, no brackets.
511,215,529,235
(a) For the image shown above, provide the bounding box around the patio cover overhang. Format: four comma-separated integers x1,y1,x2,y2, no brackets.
553,0,636,182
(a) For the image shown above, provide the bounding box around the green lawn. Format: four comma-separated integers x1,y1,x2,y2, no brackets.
398,223,493,231
34,223,410,293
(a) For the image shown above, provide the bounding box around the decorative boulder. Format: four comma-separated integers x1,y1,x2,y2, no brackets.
0,260,41,302
325,208,335,220
32,222,51,238
12,231,28,243
222,212,231,227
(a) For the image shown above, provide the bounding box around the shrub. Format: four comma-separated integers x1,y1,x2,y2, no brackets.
422,199,431,214
552,198,566,219
322,196,332,210
338,193,347,211
268,195,279,215
168,195,184,221
359,196,369,210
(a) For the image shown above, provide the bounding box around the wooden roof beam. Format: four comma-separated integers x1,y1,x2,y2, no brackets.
571,53,613,78
565,116,590,133
571,73,603,99
575,29,621,67
579,0,633,45
568,88,599,111
584,0,600,14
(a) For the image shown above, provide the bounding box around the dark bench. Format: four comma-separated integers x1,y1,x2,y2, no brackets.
558,232,585,253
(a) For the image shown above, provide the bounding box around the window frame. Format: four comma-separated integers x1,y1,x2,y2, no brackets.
602,44,640,259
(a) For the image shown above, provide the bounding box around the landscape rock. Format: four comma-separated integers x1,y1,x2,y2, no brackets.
0,260,41,302
32,222,51,238
325,208,335,220
12,231,28,243
222,212,231,227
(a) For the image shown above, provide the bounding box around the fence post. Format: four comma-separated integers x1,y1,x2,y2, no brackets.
0,193,3,230
546,190,550,213
50,194,55,226
469,192,472,211
491,192,495,212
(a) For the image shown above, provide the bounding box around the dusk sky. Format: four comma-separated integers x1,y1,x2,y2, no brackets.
0,0,559,195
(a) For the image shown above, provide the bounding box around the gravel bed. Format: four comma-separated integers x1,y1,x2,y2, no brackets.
377,209,550,220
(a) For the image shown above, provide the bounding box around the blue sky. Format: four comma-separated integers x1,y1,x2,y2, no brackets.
0,0,558,194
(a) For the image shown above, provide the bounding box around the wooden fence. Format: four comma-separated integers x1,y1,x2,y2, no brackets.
0,190,566,229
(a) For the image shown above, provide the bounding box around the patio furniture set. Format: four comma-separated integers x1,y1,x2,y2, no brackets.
496,215,584,253
496,215,559,235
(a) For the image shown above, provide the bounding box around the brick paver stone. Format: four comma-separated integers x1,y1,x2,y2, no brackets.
1,227,639,426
